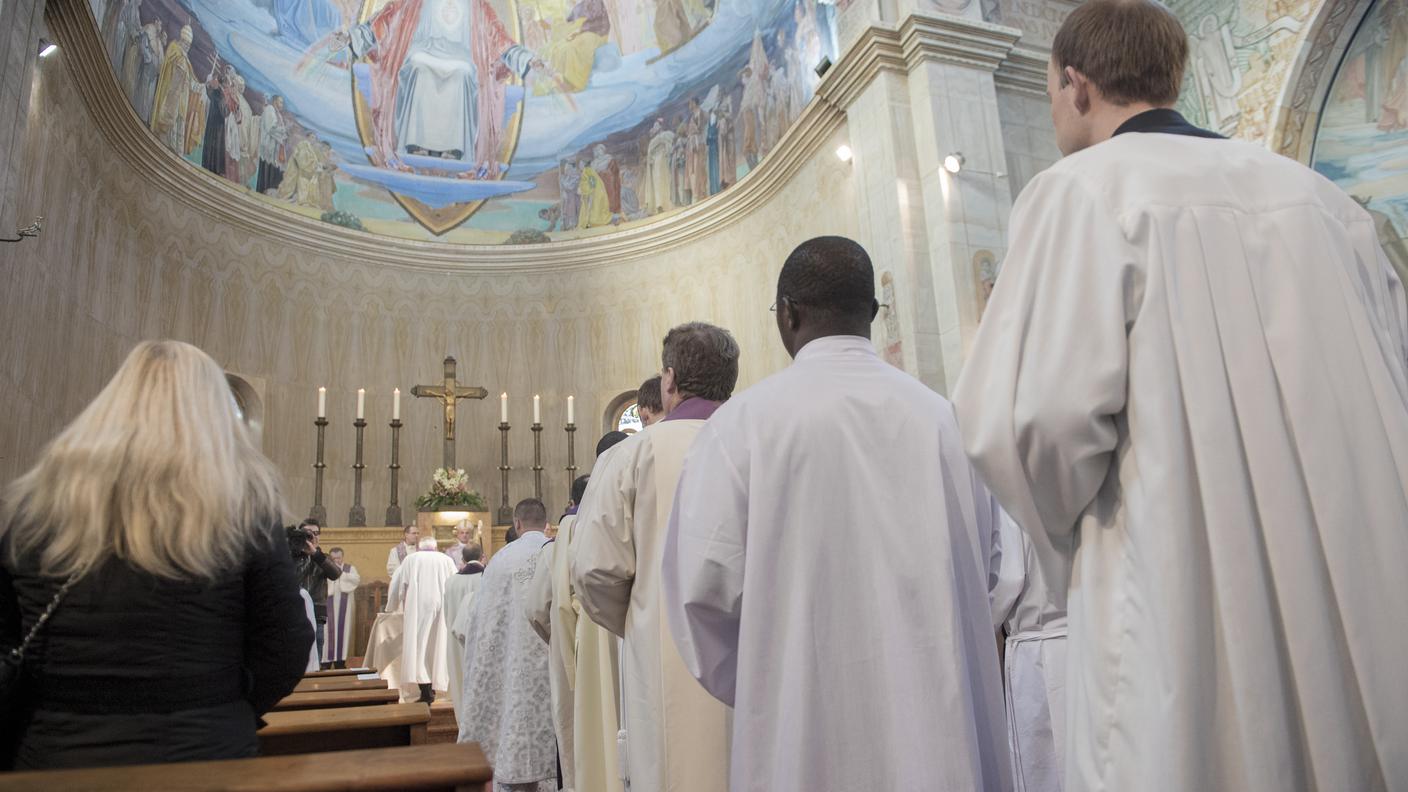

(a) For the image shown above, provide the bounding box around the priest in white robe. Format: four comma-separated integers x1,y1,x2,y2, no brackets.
525,474,625,792
662,237,1010,792
953,3,1408,790
990,511,1066,792
386,524,419,577
386,536,458,703
572,323,738,792
444,542,484,714
321,547,362,669
458,499,556,792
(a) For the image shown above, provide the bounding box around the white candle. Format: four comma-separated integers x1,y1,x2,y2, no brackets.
317,387,326,418
356,388,365,420
393,388,401,420
567,395,575,425
501,392,508,423
533,394,541,424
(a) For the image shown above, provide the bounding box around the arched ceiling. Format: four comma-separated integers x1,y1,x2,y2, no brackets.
87,0,840,244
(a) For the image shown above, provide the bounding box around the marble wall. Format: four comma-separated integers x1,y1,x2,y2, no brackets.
0,46,858,522
0,0,44,233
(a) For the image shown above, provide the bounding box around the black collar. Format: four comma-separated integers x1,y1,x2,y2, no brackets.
1112,108,1224,139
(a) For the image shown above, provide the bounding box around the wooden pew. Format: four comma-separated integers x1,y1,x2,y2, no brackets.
303,666,372,678
272,687,400,711
0,742,493,791
292,676,387,693
258,702,430,756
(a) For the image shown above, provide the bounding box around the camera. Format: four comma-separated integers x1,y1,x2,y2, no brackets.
286,524,315,560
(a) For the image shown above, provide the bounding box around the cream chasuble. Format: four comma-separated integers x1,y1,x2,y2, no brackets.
662,337,1010,792
954,130,1408,792
386,547,458,697
444,563,483,714
573,416,731,792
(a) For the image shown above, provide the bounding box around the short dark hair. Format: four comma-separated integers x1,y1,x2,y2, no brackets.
777,236,875,318
462,543,483,563
403,525,416,535
570,475,590,506
636,376,663,414
1051,0,1188,106
514,498,548,528
329,546,343,554
661,322,739,402
300,518,321,529
596,431,628,457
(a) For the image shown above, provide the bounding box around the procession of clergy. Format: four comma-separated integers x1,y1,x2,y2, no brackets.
363,3,1408,791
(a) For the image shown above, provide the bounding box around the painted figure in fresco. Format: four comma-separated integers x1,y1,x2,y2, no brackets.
558,158,581,229
644,118,676,214
577,158,612,228
276,0,344,49
258,96,290,195
223,75,259,187
671,119,689,207
591,143,622,220
201,60,232,177
717,96,735,189
151,25,202,156
1190,16,1242,135
131,22,165,125
101,0,141,75
606,0,654,55
277,134,337,211
341,0,544,173
706,105,720,196
685,98,707,204
1381,55,1408,131
536,0,611,93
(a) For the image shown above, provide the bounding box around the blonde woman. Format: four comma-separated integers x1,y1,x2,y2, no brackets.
0,340,312,770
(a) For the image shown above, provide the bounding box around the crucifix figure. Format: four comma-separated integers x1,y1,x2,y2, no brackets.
411,356,488,469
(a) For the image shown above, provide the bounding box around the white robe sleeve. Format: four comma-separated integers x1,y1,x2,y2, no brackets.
571,442,638,638
387,546,400,577
525,544,555,643
988,508,1026,631
385,563,407,613
661,422,746,707
954,169,1136,547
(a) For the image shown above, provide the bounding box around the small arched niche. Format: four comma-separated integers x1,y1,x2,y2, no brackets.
226,372,265,447
603,389,643,435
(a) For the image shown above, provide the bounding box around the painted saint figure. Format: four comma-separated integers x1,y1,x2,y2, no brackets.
150,25,201,156
346,0,541,173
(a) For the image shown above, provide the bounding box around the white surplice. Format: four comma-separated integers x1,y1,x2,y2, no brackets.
954,131,1408,792
572,419,731,792
322,562,361,665
991,511,1066,792
444,563,483,715
524,541,573,790
386,548,458,697
386,541,413,577
298,589,320,673
458,531,556,787
661,336,1010,792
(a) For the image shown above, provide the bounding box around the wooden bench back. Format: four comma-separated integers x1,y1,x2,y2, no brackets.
293,676,387,693
257,701,430,756
273,688,400,711
0,742,491,791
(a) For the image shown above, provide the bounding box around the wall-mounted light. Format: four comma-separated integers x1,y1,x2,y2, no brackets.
943,152,965,174
835,144,853,162
38,39,57,58
814,56,833,78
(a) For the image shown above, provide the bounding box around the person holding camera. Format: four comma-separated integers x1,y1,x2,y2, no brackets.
288,519,341,662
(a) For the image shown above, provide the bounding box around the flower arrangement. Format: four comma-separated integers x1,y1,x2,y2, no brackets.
415,467,487,512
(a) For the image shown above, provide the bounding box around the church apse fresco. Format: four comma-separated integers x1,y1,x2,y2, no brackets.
88,0,838,243
1312,0,1408,288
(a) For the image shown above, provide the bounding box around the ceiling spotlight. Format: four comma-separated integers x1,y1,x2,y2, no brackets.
943,152,965,174
835,144,853,162
38,40,57,58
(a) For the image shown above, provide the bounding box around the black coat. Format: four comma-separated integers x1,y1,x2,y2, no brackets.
0,524,313,770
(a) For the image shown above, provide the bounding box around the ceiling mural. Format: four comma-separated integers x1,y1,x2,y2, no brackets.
88,0,839,242
1312,0,1408,289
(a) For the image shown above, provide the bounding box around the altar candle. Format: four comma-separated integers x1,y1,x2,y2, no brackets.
317,387,326,418
501,392,508,423
567,395,575,425
356,389,365,420
392,388,401,420
533,395,541,424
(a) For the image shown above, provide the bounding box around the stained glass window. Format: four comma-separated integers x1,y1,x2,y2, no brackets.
617,403,643,434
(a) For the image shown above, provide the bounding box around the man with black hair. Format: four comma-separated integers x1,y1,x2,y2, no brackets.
595,430,628,459
291,518,342,663
636,375,664,426
663,236,1010,791
573,322,737,792
457,499,556,792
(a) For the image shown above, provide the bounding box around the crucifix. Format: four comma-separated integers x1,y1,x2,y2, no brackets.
411,356,488,469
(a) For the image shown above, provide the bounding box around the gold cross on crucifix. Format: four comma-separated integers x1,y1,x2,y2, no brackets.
411,356,487,470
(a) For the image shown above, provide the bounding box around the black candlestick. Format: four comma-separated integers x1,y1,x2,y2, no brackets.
348,418,367,527
309,416,328,525
497,421,513,526
385,418,403,527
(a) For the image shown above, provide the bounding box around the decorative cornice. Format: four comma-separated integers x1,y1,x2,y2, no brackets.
45,0,847,272
995,46,1049,97
816,11,1022,111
